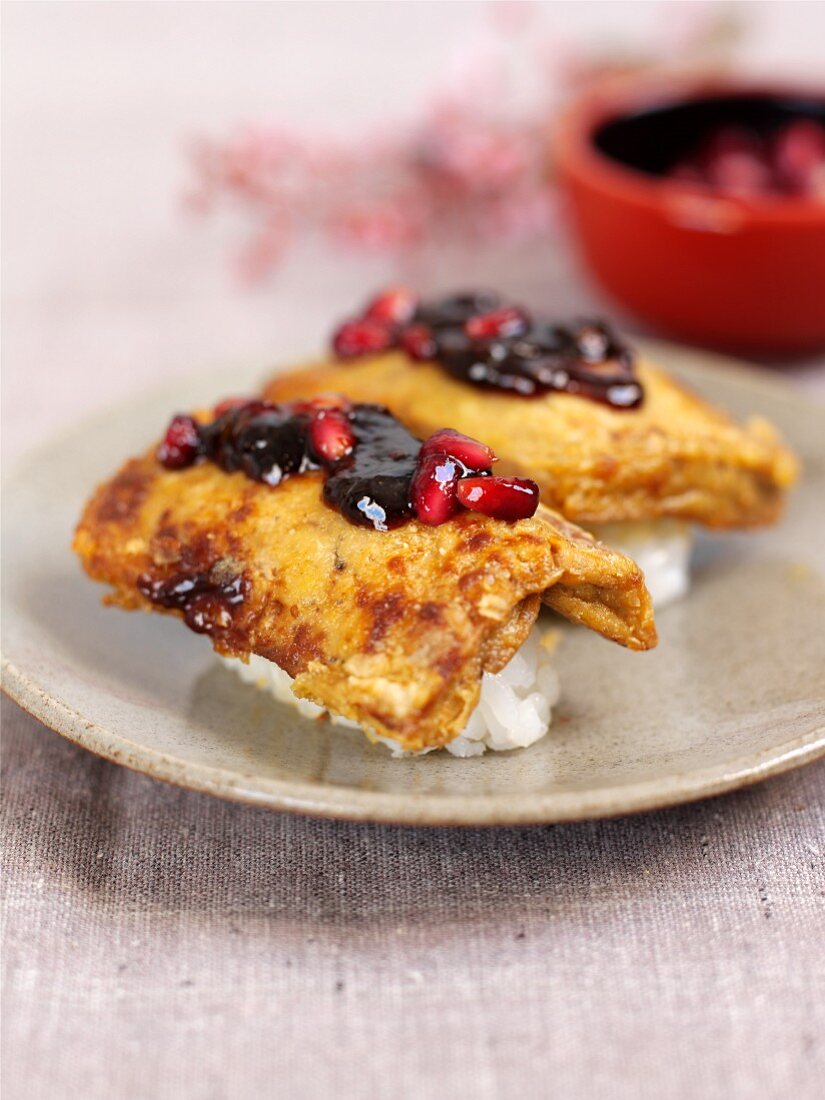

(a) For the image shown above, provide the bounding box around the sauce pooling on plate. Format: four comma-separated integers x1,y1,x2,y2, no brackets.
330,289,644,410
156,397,540,531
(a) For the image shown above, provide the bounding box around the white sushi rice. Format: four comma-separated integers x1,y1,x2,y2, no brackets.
220,625,560,758
440,627,560,757
591,519,694,608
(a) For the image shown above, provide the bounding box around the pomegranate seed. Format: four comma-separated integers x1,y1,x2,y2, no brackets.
456,476,539,521
772,120,825,195
400,324,436,362
364,286,418,326
212,396,251,418
465,307,529,342
410,452,463,526
157,414,202,469
308,408,356,465
420,428,495,472
332,318,394,359
291,393,352,414
690,127,770,196
707,150,771,196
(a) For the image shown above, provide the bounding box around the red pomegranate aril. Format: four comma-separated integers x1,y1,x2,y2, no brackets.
291,393,352,415
213,396,251,418
364,286,418,326
772,120,825,195
400,324,436,362
456,476,539,521
332,318,394,359
706,149,771,195
420,428,495,472
410,452,463,526
466,307,528,342
308,408,356,464
157,414,202,469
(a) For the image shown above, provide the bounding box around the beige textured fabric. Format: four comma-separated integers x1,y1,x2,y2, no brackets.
2,697,823,1100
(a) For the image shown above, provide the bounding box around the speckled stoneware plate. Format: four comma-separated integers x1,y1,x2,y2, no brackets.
3,342,824,825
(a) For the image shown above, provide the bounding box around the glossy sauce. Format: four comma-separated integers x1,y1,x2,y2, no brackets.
322,404,420,530
159,401,427,530
137,568,248,634
331,290,644,410
415,294,643,408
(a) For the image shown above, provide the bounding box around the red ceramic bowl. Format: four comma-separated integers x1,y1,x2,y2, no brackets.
555,78,825,354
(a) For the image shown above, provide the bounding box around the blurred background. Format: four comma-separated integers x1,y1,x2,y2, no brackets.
3,0,825,463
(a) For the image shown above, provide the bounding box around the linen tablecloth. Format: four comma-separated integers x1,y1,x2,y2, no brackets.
3,703,823,1099
3,4,824,1097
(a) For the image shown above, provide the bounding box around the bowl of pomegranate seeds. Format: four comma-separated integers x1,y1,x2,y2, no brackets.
555,78,825,353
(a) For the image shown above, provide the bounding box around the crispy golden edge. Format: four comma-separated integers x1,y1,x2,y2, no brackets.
534,508,656,652
263,353,799,528
73,449,655,752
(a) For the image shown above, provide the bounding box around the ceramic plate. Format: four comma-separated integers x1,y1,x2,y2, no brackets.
3,342,824,825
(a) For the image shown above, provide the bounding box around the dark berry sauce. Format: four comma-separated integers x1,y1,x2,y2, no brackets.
331,289,644,409
156,396,539,532
322,404,419,531
137,567,248,634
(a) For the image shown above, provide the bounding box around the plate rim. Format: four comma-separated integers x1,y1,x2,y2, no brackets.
3,342,824,825
3,657,824,825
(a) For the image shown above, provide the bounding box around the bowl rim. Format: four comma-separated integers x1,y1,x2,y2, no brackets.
554,74,825,224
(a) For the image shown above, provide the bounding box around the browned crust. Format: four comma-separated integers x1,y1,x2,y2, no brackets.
74,448,656,752
263,354,799,529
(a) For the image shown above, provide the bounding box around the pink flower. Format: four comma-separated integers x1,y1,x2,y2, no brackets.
185,5,740,278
